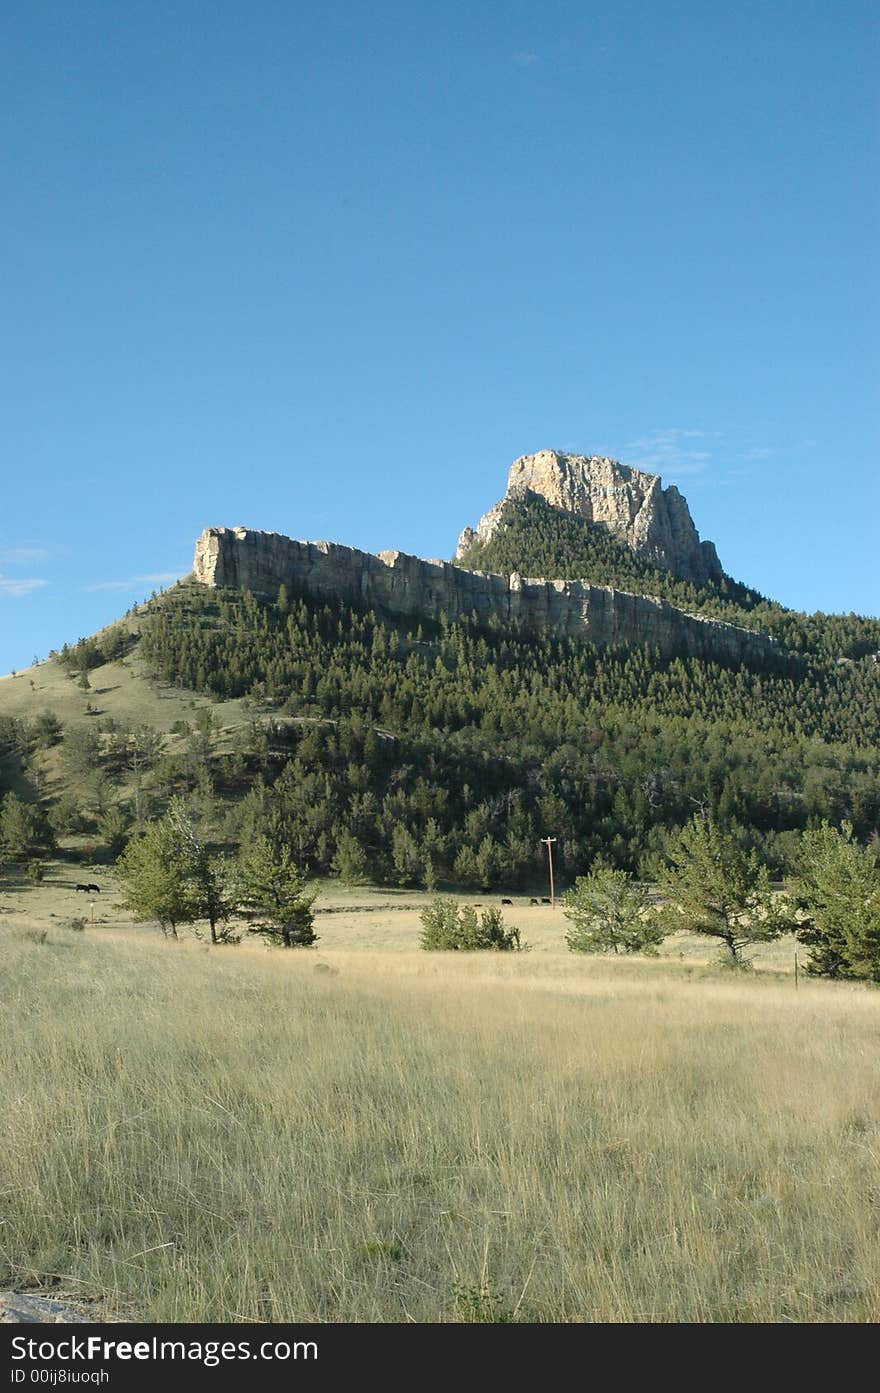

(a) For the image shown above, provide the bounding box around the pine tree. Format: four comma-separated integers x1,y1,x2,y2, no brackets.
792,821,880,981
48,791,86,837
166,799,238,945
238,833,317,946
391,822,421,886
564,867,663,955
30,710,63,749
97,805,132,857
655,816,789,966
331,828,369,884
115,815,192,938
422,853,438,893
0,793,52,863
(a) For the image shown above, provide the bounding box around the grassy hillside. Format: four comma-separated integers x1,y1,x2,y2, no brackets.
2,918,878,1322
0,595,251,858
0,600,248,740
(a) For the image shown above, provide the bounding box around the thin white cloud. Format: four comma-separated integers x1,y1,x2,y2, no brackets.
622,428,717,479
624,428,720,450
0,545,50,564
84,571,184,593
740,438,818,463
512,51,541,67
0,577,48,598
622,426,821,485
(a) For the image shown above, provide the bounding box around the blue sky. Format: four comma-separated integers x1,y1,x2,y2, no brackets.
1,0,877,672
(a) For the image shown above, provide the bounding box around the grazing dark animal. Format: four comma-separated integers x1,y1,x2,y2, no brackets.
87,884,101,893
501,898,513,905
530,898,538,905
541,897,551,904
74,884,90,893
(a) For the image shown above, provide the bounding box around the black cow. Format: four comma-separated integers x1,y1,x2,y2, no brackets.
74,884,90,893
541,897,551,904
529,898,538,905
501,898,513,905
87,884,101,893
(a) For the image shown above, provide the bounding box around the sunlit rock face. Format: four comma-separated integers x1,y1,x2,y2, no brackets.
193,526,772,666
456,449,723,583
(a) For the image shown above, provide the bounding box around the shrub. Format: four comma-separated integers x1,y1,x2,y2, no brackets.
15,927,48,945
450,1277,515,1323
419,899,524,951
30,710,63,750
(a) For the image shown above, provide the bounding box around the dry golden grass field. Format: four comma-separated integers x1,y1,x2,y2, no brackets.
2,868,879,1323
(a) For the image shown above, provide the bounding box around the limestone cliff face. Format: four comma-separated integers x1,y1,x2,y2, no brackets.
456,449,723,582
193,526,773,665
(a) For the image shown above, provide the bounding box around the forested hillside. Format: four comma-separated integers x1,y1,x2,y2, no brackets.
457,494,880,660
130,568,880,888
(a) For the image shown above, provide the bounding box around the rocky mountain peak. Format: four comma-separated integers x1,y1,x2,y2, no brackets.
456,449,723,583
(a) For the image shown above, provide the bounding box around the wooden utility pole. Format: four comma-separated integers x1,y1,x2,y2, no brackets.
541,837,557,908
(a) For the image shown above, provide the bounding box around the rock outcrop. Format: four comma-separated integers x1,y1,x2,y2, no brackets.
0,1292,92,1323
193,526,774,665
456,449,723,582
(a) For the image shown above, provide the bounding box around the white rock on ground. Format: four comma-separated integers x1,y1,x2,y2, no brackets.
0,1292,91,1323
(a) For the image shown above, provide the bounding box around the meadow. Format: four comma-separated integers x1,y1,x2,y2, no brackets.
1,882,878,1323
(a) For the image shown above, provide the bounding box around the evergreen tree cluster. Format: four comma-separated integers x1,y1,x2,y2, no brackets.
134,565,880,889
458,494,880,662
54,626,136,677
115,798,316,947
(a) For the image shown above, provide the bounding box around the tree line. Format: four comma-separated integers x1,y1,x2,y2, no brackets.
420,816,879,981
96,795,880,982
128,572,880,888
